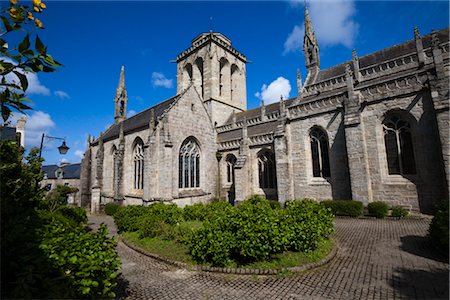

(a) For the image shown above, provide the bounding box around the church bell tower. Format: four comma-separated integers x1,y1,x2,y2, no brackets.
175,32,248,126
114,65,128,124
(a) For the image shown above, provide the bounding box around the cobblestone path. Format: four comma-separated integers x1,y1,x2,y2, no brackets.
88,215,449,300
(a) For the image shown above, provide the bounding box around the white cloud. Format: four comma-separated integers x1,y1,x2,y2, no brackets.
26,72,50,95
74,150,84,159
284,0,359,53
54,90,70,99
9,111,56,148
128,110,137,117
151,72,173,88
1,57,50,95
255,77,291,105
284,25,304,55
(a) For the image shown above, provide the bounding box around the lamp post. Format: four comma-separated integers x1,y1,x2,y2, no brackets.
38,133,70,159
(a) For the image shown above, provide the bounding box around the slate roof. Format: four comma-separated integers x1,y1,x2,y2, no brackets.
310,27,449,84
96,94,180,144
42,163,81,179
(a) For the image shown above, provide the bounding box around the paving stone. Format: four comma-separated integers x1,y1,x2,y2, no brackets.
88,215,449,300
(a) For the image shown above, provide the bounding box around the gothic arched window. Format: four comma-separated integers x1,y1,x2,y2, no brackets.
258,149,277,189
133,139,144,189
310,127,330,178
179,138,200,188
383,114,416,175
226,154,237,184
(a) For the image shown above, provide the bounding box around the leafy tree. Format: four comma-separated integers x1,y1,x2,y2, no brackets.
1,0,61,122
46,184,78,212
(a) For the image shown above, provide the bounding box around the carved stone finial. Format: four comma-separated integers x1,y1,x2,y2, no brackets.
345,64,353,77
149,109,155,132
260,99,266,120
414,26,421,39
431,29,440,48
352,49,358,61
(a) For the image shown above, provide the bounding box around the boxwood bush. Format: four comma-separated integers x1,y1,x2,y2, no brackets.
189,198,335,267
320,200,363,217
114,205,150,232
429,200,449,253
182,203,207,221
391,206,409,218
105,202,121,216
368,201,389,218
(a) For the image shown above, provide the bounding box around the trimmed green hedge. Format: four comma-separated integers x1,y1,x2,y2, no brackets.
321,200,363,217
368,201,389,218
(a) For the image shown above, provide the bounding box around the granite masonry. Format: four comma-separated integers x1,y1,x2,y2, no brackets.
81,8,449,214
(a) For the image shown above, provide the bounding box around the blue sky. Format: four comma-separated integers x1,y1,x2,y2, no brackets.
6,0,449,165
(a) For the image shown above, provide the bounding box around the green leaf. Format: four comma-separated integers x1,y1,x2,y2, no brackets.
13,71,28,91
0,16,14,32
18,35,30,54
35,35,46,55
1,103,11,122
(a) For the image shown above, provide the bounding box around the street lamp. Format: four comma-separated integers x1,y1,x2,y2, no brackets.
38,133,70,159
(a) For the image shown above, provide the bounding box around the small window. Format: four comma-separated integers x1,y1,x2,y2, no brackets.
45,183,52,190
64,183,69,186
310,127,331,178
56,170,64,179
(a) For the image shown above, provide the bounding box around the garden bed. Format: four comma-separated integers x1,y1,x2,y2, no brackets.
111,197,336,271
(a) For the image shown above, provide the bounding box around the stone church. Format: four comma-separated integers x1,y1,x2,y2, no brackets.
80,8,449,214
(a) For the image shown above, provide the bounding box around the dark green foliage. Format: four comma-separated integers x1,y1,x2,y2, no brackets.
182,202,207,221
282,200,335,252
188,197,335,267
1,140,121,299
321,200,364,217
368,201,389,218
56,206,87,224
39,222,120,298
390,206,409,218
114,205,150,232
429,201,449,253
44,184,78,212
105,202,121,216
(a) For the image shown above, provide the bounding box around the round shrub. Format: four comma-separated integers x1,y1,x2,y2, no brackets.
182,203,207,221
368,201,389,218
321,200,363,217
283,199,335,252
104,202,120,216
137,203,183,239
233,198,283,262
429,201,449,253
391,206,409,218
114,205,149,232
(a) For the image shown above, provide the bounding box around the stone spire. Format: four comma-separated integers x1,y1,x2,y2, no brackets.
303,4,320,70
297,69,303,98
114,65,128,124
